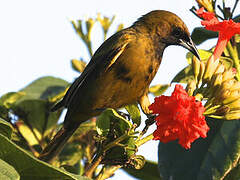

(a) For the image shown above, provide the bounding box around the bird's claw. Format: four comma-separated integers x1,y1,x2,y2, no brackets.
141,114,156,136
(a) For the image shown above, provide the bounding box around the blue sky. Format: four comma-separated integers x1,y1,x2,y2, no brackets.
0,0,239,179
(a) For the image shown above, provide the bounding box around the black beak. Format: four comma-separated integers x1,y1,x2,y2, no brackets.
179,38,200,60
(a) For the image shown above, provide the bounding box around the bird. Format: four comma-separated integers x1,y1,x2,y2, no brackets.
39,10,200,162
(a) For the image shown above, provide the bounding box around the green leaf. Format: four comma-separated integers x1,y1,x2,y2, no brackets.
123,160,161,180
186,49,212,64
0,92,25,120
19,76,69,101
99,109,136,161
0,105,9,121
149,84,170,96
0,92,25,109
171,65,194,83
96,108,131,137
73,120,96,137
59,143,83,167
17,123,41,146
0,159,20,180
0,118,13,139
191,27,218,45
158,118,240,180
96,110,111,137
125,103,141,127
12,76,69,136
0,134,90,180
59,143,83,175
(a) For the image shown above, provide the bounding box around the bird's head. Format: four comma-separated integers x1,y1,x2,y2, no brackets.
135,10,200,59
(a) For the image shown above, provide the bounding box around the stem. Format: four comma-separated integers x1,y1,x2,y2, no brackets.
85,133,132,177
135,134,154,147
232,0,239,17
103,134,129,152
217,5,225,18
86,40,93,57
226,41,240,81
96,165,122,180
84,155,104,178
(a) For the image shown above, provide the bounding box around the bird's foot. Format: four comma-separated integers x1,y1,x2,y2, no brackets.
141,114,156,136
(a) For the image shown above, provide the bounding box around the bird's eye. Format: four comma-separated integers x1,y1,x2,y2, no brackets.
172,28,182,38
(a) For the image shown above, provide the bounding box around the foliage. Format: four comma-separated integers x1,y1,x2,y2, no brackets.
1,1,240,179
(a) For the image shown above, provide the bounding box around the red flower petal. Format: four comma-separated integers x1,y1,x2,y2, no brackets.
149,85,209,149
196,7,217,21
196,8,240,60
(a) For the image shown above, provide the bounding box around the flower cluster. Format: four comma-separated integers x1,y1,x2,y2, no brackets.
149,85,209,149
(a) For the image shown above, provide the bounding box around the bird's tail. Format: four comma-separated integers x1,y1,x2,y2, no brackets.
39,124,79,163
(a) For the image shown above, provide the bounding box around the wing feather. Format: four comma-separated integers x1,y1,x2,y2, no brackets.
51,29,134,111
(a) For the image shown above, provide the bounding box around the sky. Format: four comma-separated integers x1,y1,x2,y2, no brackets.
0,0,239,179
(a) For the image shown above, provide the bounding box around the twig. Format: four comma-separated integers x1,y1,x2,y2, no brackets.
217,5,226,20
103,134,129,152
226,41,240,81
136,134,154,147
138,115,155,141
96,165,122,180
84,154,104,178
232,0,239,18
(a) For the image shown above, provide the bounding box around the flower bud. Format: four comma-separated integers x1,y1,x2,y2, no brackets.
210,74,222,87
86,18,96,39
229,81,240,91
225,110,240,120
215,105,230,115
196,0,214,12
214,63,225,74
186,80,197,96
203,56,219,83
223,90,240,105
71,59,87,73
192,56,200,83
220,90,231,100
221,79,236,91
226,98,240,111
222,70,235,82
214,80,235,103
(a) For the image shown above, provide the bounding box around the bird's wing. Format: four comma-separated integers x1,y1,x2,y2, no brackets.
51,30,133,111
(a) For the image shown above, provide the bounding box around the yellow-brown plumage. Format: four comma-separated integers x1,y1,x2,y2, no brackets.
39,10,200,162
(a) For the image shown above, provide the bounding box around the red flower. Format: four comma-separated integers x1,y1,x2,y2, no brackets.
196,7,240,60
149,85,209,149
